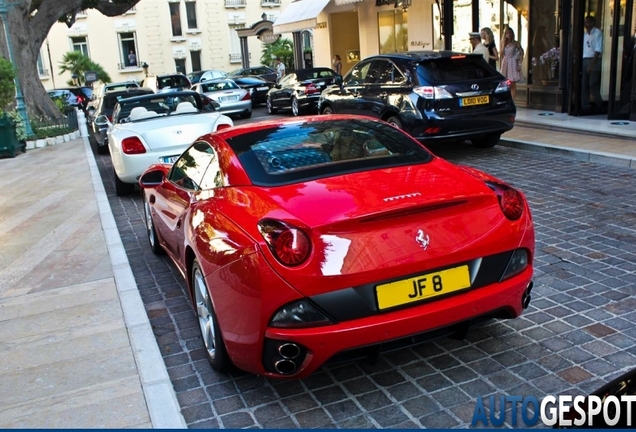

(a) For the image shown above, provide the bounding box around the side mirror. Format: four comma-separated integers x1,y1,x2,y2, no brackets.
139,168,167,188
94,115,110,127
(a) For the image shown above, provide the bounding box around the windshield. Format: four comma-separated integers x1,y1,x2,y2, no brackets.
227,118,433,186
116,94,201,122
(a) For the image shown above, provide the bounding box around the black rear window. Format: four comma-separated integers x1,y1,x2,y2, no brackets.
227,118,433,186
296,69,335,81
416,56,499,83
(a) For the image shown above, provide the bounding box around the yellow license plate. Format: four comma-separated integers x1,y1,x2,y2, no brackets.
460,95,489,107
376,265,471,310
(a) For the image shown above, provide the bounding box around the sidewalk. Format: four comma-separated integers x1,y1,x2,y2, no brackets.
0,136,185,428
0,109,633,428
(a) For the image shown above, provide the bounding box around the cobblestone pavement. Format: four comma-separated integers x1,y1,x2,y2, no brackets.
94,111,636,428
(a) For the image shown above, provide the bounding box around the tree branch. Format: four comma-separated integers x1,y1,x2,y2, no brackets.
94,0,141,17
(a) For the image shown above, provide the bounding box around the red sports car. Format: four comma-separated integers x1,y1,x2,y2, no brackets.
139,115,535,379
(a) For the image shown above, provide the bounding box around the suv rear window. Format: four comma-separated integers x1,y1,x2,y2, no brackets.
227,118,433,186
416,56,499,83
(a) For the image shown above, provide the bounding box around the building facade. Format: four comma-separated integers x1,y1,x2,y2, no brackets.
39,0,295,90
275,0,636,120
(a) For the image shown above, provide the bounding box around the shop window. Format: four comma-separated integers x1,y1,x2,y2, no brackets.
378,10,408,54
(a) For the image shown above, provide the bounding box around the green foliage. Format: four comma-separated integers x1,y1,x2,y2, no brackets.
7,111,27,141
260,38,295,71
59,51,111,85
0,57,16,112
29,115,76,139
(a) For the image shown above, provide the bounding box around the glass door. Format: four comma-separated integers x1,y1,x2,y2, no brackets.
607,0,634,119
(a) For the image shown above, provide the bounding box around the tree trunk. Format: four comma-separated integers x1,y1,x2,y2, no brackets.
0,0,141,120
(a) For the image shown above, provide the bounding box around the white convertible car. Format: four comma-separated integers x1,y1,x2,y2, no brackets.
97,91,233,195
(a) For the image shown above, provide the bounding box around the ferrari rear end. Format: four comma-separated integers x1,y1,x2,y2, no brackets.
205,115,535,378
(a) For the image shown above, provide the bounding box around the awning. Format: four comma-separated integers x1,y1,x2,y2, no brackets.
334,0,363,5
273,0,330,34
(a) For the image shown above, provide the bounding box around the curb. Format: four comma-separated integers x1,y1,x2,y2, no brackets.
81,136,186,429
499,138,636,169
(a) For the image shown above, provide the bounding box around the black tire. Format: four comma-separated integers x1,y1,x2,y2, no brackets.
472,133,501,149
96,144,108,155
240,110,252,119
386,115,403,130
143,191,163,255
291,97,301,116
114,170,134,196
192,260,231,372
321,106,334,115
266,96,277,114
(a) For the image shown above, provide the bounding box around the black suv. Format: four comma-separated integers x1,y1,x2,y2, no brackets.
318,51,515,148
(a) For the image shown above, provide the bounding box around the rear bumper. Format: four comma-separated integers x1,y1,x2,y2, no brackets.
405,109,516,142
229,267,532,378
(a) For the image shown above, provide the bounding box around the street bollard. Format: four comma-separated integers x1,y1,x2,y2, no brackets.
77,108,89,138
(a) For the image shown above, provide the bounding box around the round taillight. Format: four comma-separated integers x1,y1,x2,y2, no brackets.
500,188,523,221
274,229,310,266
258,219,311,266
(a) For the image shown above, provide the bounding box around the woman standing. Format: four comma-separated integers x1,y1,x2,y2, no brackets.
480,27,498,69
333,54,342,75
500,27,524,99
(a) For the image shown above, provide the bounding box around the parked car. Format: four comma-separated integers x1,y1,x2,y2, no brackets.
97,90,233,195
187,69,227,84
87,87,154,154
229,76,273,105
141,73,192,93
191,79,252,119
227,66,277,83
95,80,140,98
47,87,93,111
138,114,535,379
266,67,337,116
318,51,516,148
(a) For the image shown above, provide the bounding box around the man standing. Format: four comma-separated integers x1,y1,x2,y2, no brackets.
128,50,137,67
469,32,489,63
582,15,603,110
275,58,286,83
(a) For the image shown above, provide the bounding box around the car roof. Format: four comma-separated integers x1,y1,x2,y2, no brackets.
365,51,483,62
103,88,153,98
115,90,199,104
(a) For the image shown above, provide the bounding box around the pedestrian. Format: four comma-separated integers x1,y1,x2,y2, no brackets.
500,26,524,99
480,27,499,69
469,32,489,63
333,54,342,75
128,50,137,67
582,15,603,110
275,58,286,83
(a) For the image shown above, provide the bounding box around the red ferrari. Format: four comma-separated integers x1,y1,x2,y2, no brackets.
139,115,535,379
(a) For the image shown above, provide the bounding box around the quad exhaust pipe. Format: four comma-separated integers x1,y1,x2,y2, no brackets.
522,281,533,309
274,343,301,375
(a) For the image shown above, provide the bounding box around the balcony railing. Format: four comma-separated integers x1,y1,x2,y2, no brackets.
117,61,144,70
225,0,246,8
261,0,281,6
229,53,242,63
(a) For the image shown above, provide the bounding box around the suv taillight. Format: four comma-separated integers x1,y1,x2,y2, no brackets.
414,86,453,100
495,80,512,93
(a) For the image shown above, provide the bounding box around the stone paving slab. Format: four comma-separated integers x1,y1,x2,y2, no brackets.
0,138,182,428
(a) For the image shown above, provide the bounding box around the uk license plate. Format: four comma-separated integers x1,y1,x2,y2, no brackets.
257,86,269,91
220,95,239,102
161,155,179,164
375,265,471,310
460,95,489,107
